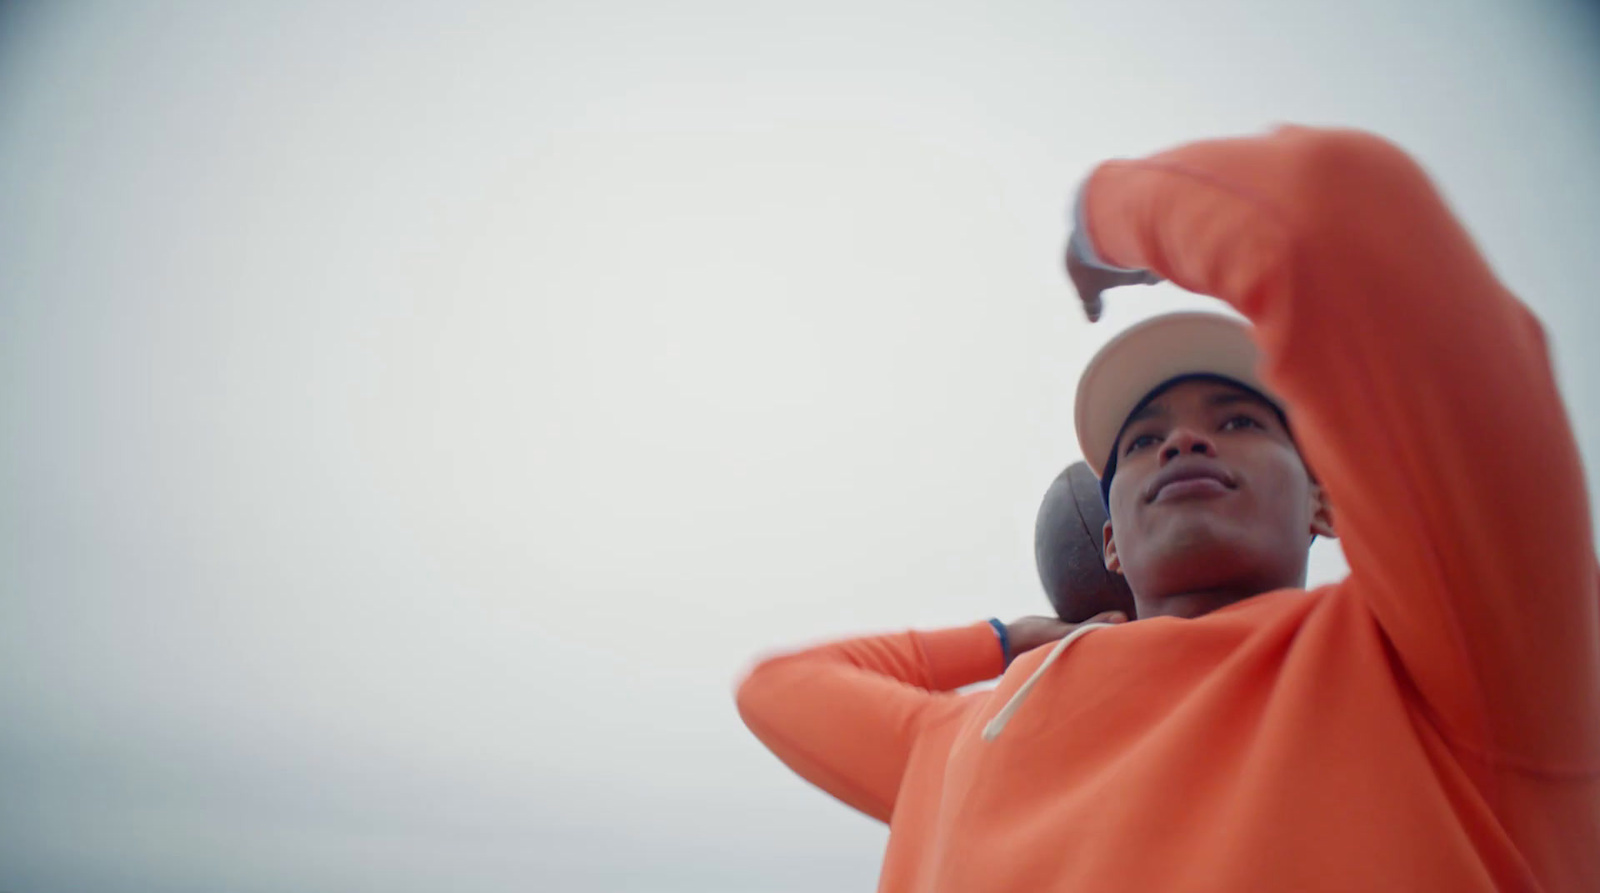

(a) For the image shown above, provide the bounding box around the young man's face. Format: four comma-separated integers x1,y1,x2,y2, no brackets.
1103,379,1333,606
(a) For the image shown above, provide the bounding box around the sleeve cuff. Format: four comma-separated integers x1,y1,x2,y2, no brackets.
1070,171,1147,274
915,622,1008,691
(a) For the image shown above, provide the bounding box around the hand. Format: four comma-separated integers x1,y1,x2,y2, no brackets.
1006,610,1128,657
1064,237,1160,322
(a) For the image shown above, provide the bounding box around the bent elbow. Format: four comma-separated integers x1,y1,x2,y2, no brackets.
1279,127,1438,235
1288,127,1424,189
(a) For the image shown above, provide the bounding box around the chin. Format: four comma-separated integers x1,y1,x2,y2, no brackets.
1125,519,1263,594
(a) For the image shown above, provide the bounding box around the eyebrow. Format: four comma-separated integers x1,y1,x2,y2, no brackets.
1123,401,1168,427
1208,391,1276,412
1123,388,1276,428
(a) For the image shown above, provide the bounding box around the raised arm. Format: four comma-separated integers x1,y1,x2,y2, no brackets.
735,622,1003,822
1074,126,1600,772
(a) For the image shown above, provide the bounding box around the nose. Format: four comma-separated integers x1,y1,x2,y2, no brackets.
1160,427,1216,464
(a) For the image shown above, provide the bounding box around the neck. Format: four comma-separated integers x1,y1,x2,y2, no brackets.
1133,586,1261,620
1127,554,1310,620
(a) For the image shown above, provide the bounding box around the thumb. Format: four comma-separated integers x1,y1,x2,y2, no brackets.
1088,610,1129,625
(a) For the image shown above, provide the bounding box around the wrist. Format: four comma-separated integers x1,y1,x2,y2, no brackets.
1070,174,1146,275
987,618,1012,667
913,622,1009,688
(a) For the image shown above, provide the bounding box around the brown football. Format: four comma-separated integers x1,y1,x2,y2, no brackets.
1034,461,1137,622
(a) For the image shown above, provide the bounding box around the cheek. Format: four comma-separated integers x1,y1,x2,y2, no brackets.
1106,462,1148,528
1107,461,1165,561
1246,448,1314,524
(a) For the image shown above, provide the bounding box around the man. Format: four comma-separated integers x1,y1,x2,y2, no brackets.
735,126,1599,891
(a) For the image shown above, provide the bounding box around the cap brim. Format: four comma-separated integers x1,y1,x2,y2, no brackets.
1074,312,1275,478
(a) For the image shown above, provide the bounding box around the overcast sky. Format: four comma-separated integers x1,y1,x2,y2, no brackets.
1,2,1597,891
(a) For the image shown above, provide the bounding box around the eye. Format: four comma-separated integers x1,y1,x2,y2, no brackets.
1124,433,1162,455
1220,414,1264,432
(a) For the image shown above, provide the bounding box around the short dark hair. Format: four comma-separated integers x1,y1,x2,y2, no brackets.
1099,374,1292,507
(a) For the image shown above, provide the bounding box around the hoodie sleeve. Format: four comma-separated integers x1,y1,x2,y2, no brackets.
735,622,1003,822
1075,126,1600,774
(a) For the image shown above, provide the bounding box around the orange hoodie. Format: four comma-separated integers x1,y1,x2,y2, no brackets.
735,127,1600,892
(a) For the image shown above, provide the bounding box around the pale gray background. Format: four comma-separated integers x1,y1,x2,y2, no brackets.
1,1,1597,891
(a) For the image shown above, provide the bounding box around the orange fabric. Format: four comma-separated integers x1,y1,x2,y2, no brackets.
735,127,1600,892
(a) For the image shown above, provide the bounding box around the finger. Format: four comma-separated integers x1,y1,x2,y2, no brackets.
1089,610,1128,624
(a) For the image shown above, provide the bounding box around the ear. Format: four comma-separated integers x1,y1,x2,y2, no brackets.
1309,482,1337,540
1102,520,1123,574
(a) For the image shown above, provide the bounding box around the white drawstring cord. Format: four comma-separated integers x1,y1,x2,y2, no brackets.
982,622,1113,741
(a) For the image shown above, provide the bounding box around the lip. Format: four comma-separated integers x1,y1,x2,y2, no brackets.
1144,461,1238,504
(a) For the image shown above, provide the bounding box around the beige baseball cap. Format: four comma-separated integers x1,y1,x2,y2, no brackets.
1074,312,1280,479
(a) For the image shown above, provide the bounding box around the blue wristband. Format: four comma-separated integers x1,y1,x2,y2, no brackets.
988,618,1011,667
